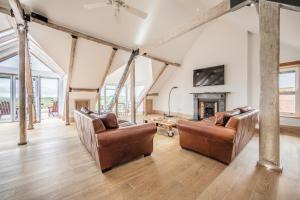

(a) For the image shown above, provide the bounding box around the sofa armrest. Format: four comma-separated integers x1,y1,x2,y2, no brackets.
177,120,236,143
97,123,157,147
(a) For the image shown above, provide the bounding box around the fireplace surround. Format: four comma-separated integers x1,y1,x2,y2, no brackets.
191,92,228,120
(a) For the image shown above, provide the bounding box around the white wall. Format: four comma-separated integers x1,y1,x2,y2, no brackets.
153,19,248,117
248,32,300,127
154,20,300,127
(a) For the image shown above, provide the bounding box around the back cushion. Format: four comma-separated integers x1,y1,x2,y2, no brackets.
99,113,119,129
238,106,253,113
92,118,106,134
80,107,93,114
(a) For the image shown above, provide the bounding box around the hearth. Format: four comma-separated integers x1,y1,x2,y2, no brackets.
191,92,228,120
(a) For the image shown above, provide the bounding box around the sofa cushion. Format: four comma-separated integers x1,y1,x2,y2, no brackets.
92,118,106,134
215,112,226,126
99,113,119,129
80,107,93,114
238,106,253,113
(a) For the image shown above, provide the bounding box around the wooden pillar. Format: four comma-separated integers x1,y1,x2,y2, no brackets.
130,60,136,124
258,0,282,172
65,35,77,125
115,98,119,117
18,24,27,145
25,33,34,130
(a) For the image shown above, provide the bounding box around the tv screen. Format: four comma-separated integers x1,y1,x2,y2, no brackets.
193,65,225,87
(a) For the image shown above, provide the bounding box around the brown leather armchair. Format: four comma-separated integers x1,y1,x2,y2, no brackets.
74,110,157,172
177,109,258,164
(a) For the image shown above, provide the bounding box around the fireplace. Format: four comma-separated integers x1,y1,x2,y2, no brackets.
191,92,228,120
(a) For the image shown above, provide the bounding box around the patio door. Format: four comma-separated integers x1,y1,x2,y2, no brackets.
0,75,12,122
40,78,59,120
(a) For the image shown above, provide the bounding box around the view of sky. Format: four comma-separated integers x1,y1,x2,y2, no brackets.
279,71,296,89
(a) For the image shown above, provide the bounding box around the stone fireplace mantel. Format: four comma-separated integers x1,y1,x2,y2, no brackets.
191,92,229,120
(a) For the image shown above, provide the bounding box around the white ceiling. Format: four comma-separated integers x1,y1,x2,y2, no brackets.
0,0,300,91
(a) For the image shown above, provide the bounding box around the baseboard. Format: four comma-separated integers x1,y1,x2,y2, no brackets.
280,125,300,135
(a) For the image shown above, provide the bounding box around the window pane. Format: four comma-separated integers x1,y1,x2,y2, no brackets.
279,71,296,92
280,94,296,113
0,76,12,122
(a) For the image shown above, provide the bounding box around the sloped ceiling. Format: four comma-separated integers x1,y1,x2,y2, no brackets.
1,0,300,91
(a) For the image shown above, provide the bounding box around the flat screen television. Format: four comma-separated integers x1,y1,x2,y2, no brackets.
193,65,225,87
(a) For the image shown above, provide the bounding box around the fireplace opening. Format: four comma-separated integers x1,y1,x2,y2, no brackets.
192,93,227,120
200,101,218,119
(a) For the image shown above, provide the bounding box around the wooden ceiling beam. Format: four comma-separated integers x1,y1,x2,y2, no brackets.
97,48,118,113
8,0,25,26
107,50,138,111
0,51,18,62
65,35,78,125
0,5,180,67
136,63,168,109
98,48,118,90
70,88,98,92
280,60,300,67
139,0,253,55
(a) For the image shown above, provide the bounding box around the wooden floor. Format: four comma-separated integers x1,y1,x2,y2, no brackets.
0,119,300,200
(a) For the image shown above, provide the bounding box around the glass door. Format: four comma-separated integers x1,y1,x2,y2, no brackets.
40,78,59,120
0,75,12,122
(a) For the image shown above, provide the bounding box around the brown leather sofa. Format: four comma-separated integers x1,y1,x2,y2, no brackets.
74,110,157,172
177,108,258,164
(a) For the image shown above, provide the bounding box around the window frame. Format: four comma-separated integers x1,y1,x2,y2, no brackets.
279,67,300,117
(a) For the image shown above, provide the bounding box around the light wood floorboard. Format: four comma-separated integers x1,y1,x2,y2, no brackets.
0,119,299,200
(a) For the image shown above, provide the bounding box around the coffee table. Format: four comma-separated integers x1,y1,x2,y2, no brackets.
144,117,177,137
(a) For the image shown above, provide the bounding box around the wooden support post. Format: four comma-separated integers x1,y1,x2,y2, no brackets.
107,49,139,111
136,63,168,109
25,32,34,130
17,25,27,145
257,0,282,172
65,35,77,125
98,48,118,114
115,98,119,118
8,0,28,144
130,60,136,124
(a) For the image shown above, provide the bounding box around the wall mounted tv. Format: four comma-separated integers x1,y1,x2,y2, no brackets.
193,65,225,87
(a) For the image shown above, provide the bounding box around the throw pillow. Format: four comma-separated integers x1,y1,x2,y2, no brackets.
215,112,226,126
100,113,119,129
92,118,106,134
224,109,241,124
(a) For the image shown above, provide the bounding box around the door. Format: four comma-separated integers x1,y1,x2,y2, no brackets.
0,75,12,122
40,78,59,120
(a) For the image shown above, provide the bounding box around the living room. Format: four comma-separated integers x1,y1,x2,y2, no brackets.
0,0,300,200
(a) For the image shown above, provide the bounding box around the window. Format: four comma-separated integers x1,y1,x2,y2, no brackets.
279,70,296,114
